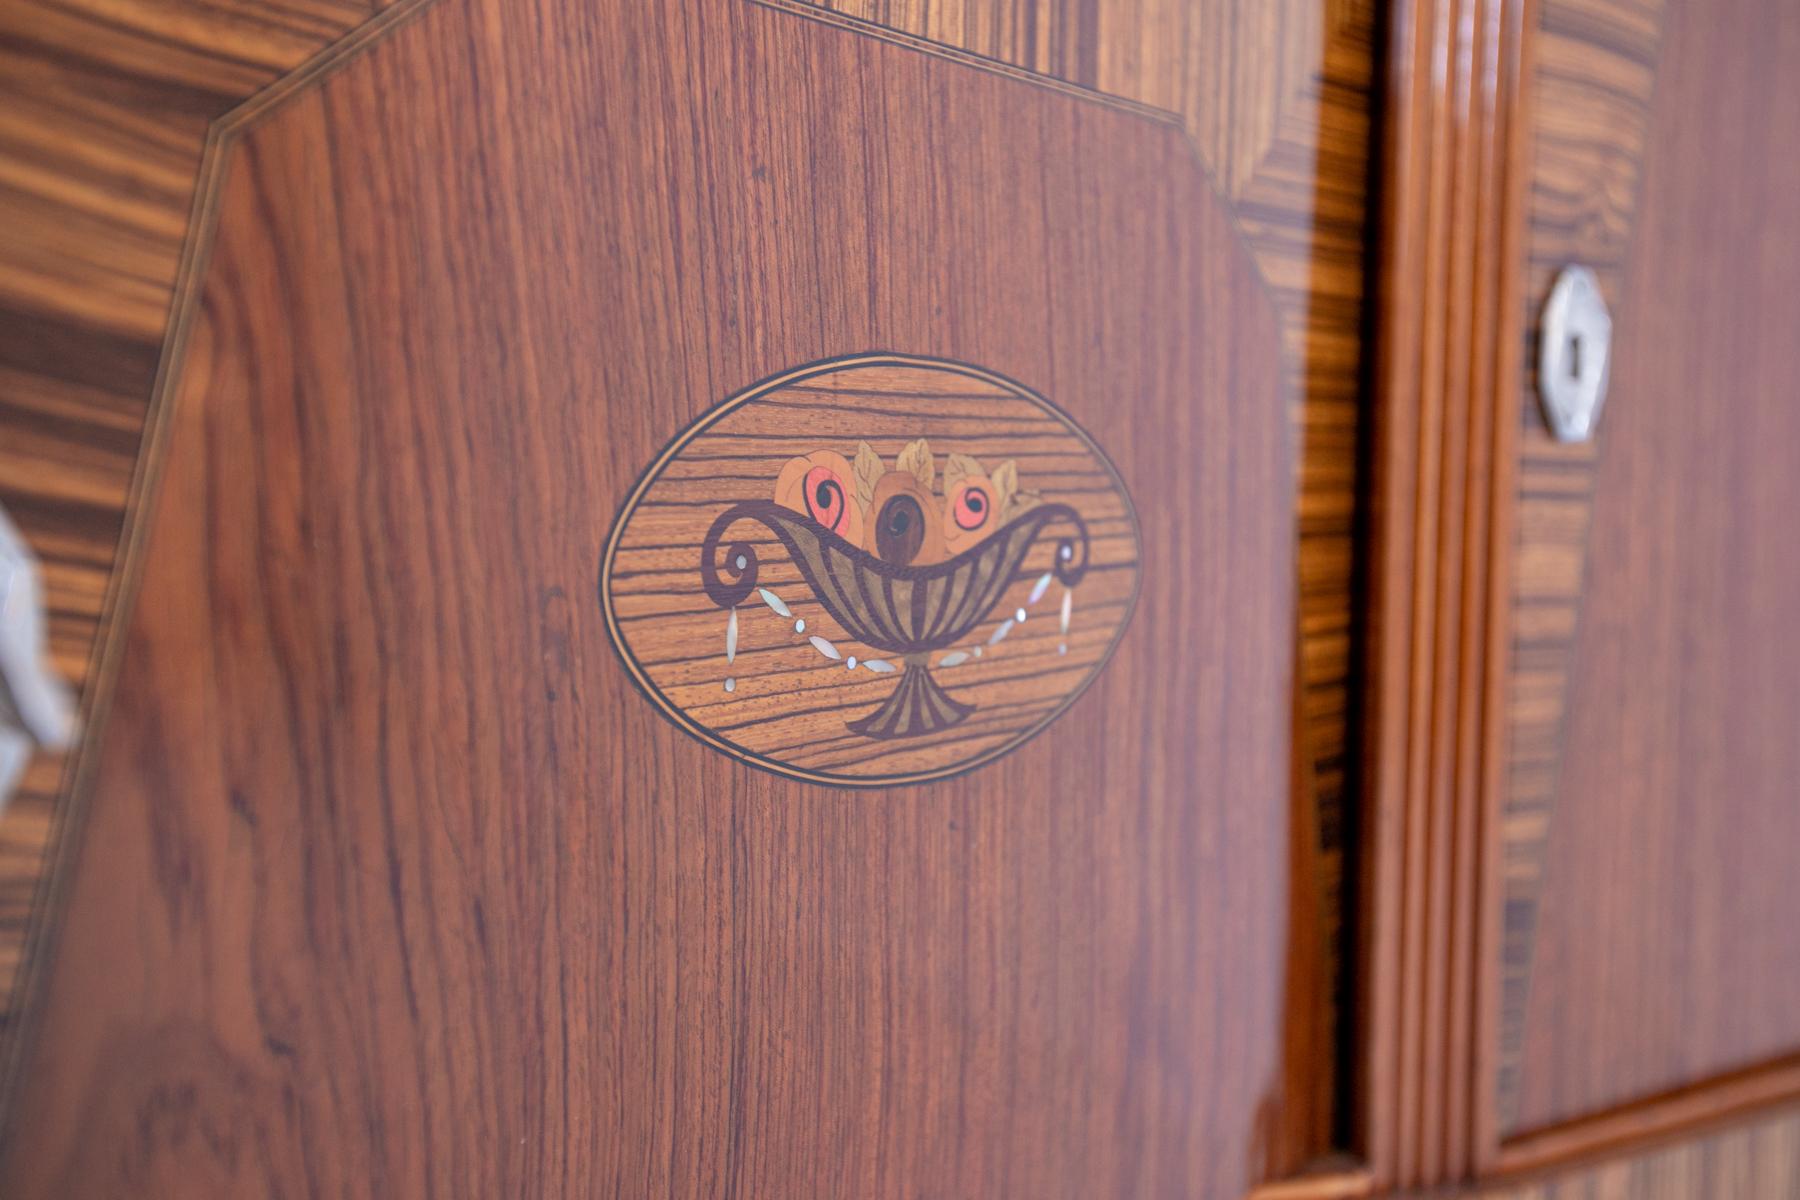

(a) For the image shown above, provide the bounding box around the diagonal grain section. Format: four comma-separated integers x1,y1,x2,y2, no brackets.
0,0,395,1030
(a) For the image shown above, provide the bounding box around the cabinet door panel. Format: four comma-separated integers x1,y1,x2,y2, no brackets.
1505,0,1800,1134
0,0,1381,1193
1362,0,1800,1184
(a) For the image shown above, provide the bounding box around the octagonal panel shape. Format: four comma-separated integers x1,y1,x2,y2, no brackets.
4,1,1298,1196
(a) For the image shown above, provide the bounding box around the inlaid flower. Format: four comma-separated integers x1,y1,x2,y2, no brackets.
869,470,947,566
942,452,1020,555
943,472,997,555
773,450,864,545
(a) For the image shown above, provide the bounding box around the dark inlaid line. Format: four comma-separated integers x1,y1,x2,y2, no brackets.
755,397,1062,425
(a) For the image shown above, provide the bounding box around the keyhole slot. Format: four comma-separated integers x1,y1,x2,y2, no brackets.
1539,265,1610,442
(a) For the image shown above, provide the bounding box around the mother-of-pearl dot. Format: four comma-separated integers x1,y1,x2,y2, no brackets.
1060,544,1072,560
1015,607,1027,623
847,656,858,670
724,677,736,692
735,554,747,570
794,618,805,633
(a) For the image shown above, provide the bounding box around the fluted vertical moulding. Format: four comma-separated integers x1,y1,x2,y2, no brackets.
1360,0,1535,1187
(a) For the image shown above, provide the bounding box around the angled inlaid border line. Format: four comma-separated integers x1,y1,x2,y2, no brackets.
0,0,453,1134
749,0,1185,128
745,0,1285,322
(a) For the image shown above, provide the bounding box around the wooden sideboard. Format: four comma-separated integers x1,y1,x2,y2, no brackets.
0,0,1793,1193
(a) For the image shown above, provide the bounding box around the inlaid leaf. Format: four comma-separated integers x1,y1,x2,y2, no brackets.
896,438,935,492
991,459,1018,512
853,440,883,508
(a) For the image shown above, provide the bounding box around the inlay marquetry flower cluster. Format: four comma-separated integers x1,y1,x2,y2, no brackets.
775,439,1041,567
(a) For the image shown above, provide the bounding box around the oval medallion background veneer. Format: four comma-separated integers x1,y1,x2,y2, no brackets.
601,355,1141,787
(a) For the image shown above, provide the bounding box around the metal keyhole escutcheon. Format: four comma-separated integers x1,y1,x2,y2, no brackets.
1539,265,1614,442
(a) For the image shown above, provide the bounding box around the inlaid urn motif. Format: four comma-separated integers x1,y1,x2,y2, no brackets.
600,354,1141,786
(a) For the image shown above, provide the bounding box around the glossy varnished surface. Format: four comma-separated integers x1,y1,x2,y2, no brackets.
0,0,1303,1194
758,0,1382,1132
1510,0,1800,1133
0,1,1380,1181
1359,0,1800,1181
0,8,1377,1103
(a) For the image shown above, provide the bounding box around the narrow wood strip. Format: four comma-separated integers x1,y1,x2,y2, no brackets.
1247,1167,1376,1199
1472,0,1532,1171
1362,0,1533,1186
1463,1102,1800,1197
1495,1055,1800,1178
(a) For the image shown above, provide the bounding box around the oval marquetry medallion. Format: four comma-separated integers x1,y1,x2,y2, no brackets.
600,354,1141,786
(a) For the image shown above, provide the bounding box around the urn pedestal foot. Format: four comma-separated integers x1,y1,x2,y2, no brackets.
846,657,974,739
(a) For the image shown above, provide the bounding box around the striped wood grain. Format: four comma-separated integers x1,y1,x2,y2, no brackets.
1359,0,1533,1183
